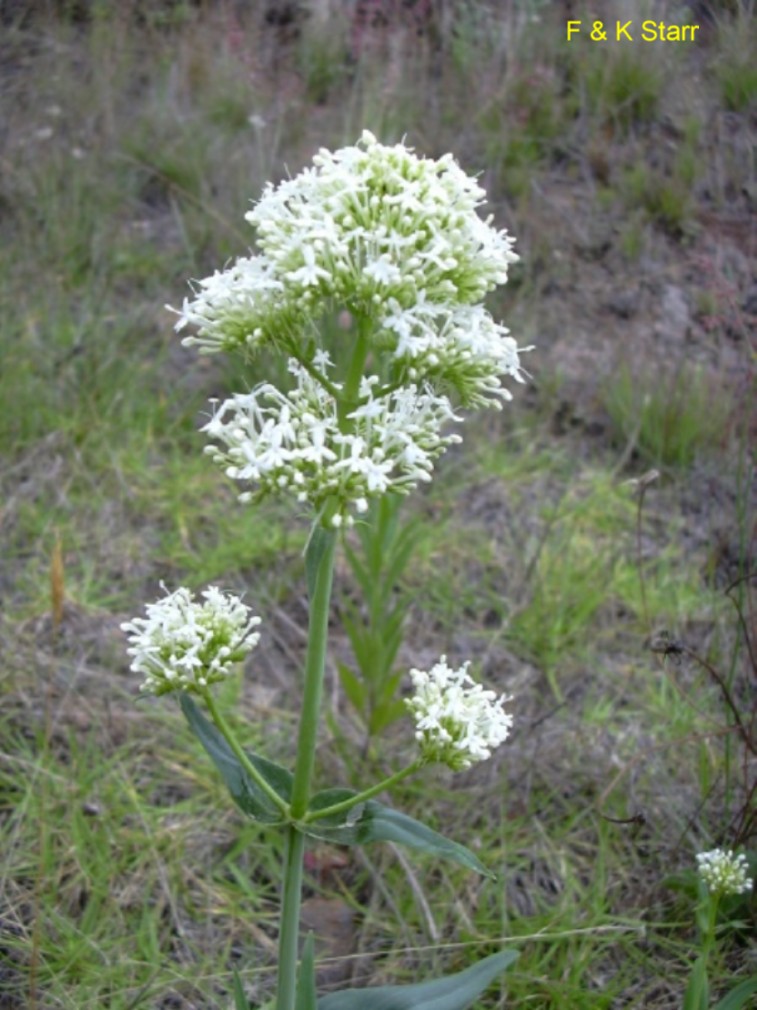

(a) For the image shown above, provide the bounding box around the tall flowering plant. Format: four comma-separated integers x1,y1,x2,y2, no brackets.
123,132,526,1009
682,849,755,1010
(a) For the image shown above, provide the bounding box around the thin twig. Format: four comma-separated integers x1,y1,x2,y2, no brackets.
724,572,757,678
630,469,659,632
679,645,755,756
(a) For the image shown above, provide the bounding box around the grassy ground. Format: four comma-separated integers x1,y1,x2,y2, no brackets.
1,1,755,1007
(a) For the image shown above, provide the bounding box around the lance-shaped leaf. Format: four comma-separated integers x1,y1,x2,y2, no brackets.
317,949,518,1010
683,954,709,1010
296,933,318,1010
712,977,757,1010
181,694,291,822
304,789,495,879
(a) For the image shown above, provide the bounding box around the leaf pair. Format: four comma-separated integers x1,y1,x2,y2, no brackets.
189,692,517,1010
180,695,494,878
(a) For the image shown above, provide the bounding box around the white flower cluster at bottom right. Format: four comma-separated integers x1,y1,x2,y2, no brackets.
696,848,753,898
406,656,513,771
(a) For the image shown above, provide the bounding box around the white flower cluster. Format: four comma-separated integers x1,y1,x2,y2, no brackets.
121,586,261,696
696,849,753,898
174,131,526,518
202,354,462,526
406,656,513,771
378,296,522,406
247,130,518,314
175,131,523,406
174,256,299,357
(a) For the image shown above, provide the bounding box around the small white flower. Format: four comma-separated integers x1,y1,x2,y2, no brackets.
363,255,402,287
290,244,331,288
406,656,513,771
121,586,261,696
169,135,530,523
247,129,518,314
696,849,753,898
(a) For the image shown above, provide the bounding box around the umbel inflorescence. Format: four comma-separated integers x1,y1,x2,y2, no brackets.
174,131,525,526
202,354,463,522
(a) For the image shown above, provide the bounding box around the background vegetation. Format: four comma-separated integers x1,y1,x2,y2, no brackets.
1,1,754,1007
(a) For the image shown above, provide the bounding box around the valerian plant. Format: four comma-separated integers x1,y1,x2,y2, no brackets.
682,849,755,1010
122,131,527,1009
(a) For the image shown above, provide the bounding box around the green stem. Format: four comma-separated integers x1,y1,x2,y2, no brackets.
274,524,337,1010
700,893,719,958
275,825,306,1010
290,526,338,819
202,690,290,819
289,349,342,400
372,377,406,400
303,759,424,824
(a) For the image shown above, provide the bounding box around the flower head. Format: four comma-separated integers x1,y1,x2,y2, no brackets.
201,356,462,525
378,297,525,407
174,256,298,357
173,131,525,409
696,849,753,898
406,656,513,771
248,130,518,314
121,586,261,696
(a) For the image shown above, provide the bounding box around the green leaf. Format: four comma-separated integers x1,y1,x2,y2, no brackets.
296,933,318,1010
369,697,407,735
712,976,757,1010
305,792,496,879
683,955,709,1010
306,524,337,600
180,695,292,823
232,970,249,1010
343,542,372,600
337,662,367,712
374,670,403,707
317,949,518,1009
383,522,422,591
382,606,406,646
342,614,375,673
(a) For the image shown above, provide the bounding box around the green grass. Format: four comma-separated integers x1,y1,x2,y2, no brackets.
1,3,755,1008
713,4,757,111
582,46,664,133
601,363,737,470
1,693,285,1009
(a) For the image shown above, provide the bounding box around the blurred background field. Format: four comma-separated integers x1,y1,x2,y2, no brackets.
0,1,754,1008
